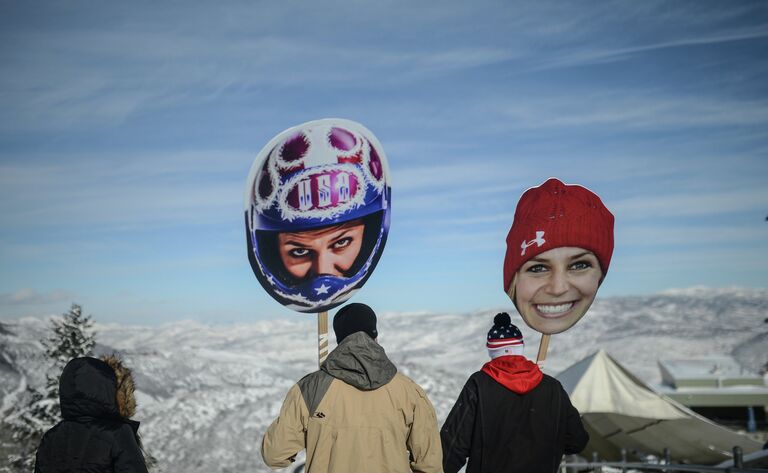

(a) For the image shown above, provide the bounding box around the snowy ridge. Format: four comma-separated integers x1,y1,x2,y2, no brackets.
1,288,766,473
660,286,768,299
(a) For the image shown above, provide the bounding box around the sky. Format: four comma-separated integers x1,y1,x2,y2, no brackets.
1,0,767,324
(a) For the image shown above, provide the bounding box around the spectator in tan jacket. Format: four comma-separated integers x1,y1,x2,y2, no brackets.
261,302,443,472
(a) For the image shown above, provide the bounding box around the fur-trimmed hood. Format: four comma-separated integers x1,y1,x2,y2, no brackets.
59,355,137,421
101,354,136,418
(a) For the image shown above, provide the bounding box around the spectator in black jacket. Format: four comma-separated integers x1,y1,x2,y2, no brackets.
35,355,149,473
440,313,588,473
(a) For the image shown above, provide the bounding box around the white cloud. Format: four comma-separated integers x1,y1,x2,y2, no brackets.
612,187,768,219
0,14,521,131
488,91,768,131
613,246,768,273
392,227,508,254
393,162,528,192
2,1,766,133
0,150,250,228
0,288,73,307
525,24,768,72
617,223,768,247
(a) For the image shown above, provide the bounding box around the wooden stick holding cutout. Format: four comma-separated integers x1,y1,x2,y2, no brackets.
244,119,392,369
502,179,614,372
318,311,329,367
536,334,551,369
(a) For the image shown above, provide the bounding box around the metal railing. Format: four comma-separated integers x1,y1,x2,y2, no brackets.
561,446,767,473
291,446,766,473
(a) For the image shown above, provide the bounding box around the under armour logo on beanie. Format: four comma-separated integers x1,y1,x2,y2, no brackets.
503,177,614,294
487,312,524,359
333,302,378,343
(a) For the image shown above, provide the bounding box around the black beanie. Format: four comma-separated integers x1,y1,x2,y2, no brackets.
333,303,378,343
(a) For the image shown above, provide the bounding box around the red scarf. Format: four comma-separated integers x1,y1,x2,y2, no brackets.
481,355,543,394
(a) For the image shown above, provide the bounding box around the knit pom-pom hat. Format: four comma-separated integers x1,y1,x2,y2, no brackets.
486,312,524,359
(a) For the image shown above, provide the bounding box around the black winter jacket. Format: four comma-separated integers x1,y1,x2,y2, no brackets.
440,356,588,473
34,356,148,473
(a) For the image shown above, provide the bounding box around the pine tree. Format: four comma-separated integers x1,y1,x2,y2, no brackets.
43,303,97,400
5,303,97,472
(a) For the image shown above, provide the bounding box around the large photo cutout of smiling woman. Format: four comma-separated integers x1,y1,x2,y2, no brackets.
245,119,391,314
503,178,614,363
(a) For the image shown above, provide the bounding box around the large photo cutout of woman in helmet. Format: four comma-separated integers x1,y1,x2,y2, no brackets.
245,119,391,313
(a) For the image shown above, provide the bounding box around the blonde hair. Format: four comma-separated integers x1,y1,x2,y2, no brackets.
506,273,518,302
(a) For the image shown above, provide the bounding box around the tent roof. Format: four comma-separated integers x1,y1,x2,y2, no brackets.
558,350,687,419
555,350,763,464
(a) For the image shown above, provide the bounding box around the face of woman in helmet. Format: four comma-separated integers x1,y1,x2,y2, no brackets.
277,219,365,282
512,246,602,335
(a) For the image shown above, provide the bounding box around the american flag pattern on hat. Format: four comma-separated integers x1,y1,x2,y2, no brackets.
486,337,524,350
487,312,524,350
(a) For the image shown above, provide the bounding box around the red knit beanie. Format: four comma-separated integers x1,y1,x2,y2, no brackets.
503,178,614,293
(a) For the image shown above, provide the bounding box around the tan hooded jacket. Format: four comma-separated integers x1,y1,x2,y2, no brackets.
262,332,443,473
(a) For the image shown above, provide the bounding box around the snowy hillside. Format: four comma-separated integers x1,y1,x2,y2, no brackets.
1,288,767,473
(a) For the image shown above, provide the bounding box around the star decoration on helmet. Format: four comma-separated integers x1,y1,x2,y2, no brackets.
245,119,392,313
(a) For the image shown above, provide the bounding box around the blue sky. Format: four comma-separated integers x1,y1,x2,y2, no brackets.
1,1,767,324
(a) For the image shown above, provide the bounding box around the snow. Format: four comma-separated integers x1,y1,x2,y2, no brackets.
1,287,766,473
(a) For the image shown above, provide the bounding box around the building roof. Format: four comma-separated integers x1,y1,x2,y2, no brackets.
656,355,768,406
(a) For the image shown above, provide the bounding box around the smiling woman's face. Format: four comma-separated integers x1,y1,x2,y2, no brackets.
277,219,365,282
512,246,602,334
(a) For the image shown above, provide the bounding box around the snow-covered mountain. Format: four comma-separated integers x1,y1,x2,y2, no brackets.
2,288,767,473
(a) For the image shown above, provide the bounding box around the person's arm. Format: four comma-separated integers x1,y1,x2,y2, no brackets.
261,384,308,469
440,378,478,473
562,388,589,455
112,425,149,473
34,434,46,473
407,384,444,473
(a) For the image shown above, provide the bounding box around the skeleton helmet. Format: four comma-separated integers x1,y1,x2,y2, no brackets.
244,119,391,313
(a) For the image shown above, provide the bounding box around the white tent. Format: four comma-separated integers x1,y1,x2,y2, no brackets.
556,350,764,465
